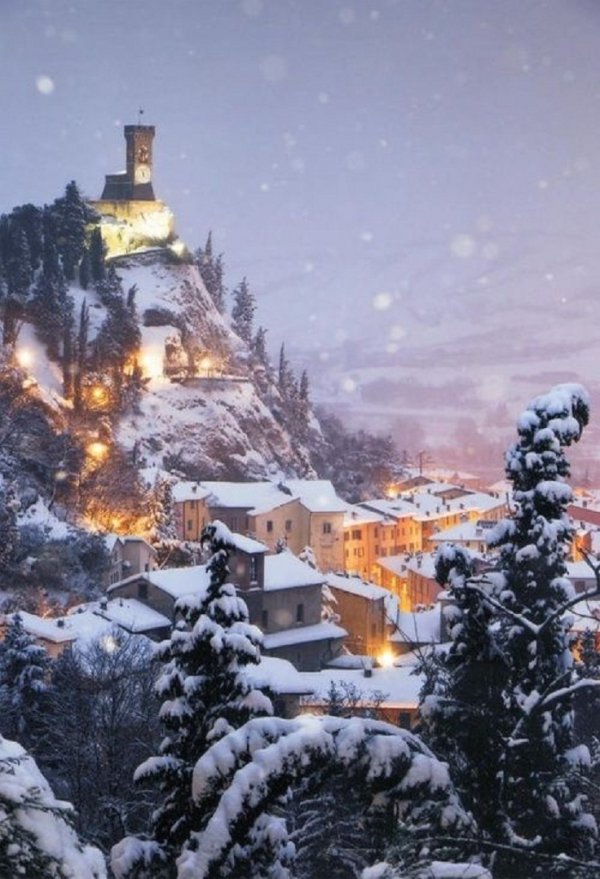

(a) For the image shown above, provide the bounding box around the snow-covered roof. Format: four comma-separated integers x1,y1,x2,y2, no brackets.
244,656,313,695
104,533,122,553
299,662,423,710
430,519,496,544
326,572,390,601
171,481,212,504
282,479,347,513
201,481,298,514
209,520,267,554
7,610,113,644
566,561,597,581
73,599,171,634
108,565,211,600
263,621,348,650
263,553,324,591
343,504,385,527
387,606,443,644
377,553,438,580
359,498,416,520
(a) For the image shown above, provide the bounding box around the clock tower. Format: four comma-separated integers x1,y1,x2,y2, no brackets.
101,124,156,200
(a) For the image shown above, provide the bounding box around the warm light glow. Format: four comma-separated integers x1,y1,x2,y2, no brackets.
377,649,395,668
385,485,398,499
140,348,164,378
16,348,34,369
87,441,108,461
199,356,212,372
91,385,108,403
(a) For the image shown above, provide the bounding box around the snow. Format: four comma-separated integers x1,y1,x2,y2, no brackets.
300,661,423,710
327,572,391,601
343,503,386,526
0,736,107,877
244,656,313,695
263,620,348,649
423,864,492,879
264,553,324,591
210,520,267,554
108,565,211,600
283,479,347,513
6,610,113,645
203,480,299,514
18,496,71,540
429,519,496,545
15,321,64,401
378,552,438,580
388,605,443,645
72,598,171,634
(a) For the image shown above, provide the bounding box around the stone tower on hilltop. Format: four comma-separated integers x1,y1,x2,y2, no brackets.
101,125,156,201
89,122,177,259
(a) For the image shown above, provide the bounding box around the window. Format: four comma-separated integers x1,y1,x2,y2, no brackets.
322,522,332,535
285,519,293,533
138,581,148,600
296,603,304,623
187,519,193,531
344,531,350,541
398,711,412,730
231,517,238,531
371,622,377,638
374,527,379,538
262,609,269,629
352,528,362,540
249,556,258,582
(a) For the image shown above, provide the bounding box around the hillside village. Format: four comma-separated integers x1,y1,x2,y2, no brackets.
2,121,600,878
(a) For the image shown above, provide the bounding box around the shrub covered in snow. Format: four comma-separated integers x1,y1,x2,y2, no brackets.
0,734,106,878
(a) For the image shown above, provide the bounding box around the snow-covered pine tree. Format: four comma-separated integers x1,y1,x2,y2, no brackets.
89,226,106,282
421,384,600,877
252,325,269,366
231,277,256,344
0,484,19,570
52,180,90,281
112,521,273,877
0,734,107,878
0,614,51,749
195,232,226,313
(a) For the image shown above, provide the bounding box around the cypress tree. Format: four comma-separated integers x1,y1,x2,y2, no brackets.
231,276,256,344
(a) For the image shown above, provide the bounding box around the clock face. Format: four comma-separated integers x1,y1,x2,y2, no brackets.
135,164,151,184
137,145,150,163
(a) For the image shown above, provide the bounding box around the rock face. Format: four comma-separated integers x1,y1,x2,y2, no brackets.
112,249,318,480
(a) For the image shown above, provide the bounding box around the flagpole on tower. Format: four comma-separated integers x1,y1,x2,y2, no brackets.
137,107,144,126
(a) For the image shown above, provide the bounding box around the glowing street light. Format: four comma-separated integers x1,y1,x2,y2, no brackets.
139,348,164,378
87,441,108,461
377,649,395,668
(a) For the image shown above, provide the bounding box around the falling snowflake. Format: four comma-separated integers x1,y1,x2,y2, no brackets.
36,75,55,95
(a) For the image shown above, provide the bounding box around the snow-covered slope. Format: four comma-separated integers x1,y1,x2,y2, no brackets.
16,245,316,481
111,249,315,478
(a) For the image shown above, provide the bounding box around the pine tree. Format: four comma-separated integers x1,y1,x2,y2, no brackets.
29,262,70,360
252,325,269,366
3,225,32,345
0,735,107,878
114,521,273,876
0,615,51,748
195,232,226,313
0,484,19,570
231,277,256,344
73,299,89,412
278,343,295,399
53,180,89,281
421,384,599,876
89,227,106,282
